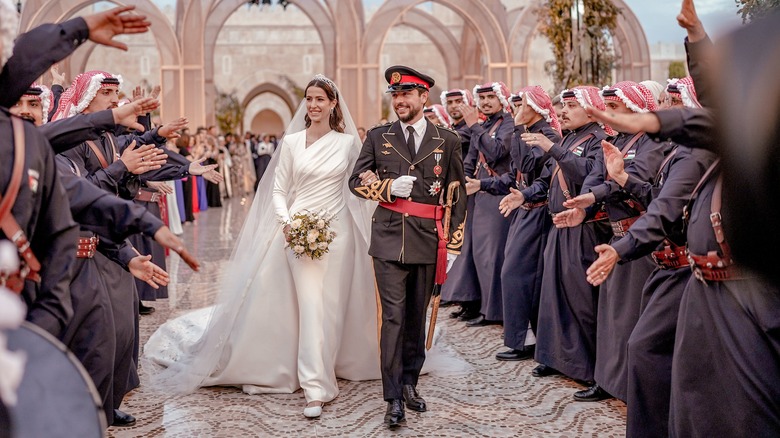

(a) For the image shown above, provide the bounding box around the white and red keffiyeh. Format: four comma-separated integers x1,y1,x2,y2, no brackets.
667,76,702,109
53,70,123,120
600,81,658,113
561,85,616,136
439,88,475,108
424,104,453,127
473,81,511,113
512,85,561,135
23,83,54,124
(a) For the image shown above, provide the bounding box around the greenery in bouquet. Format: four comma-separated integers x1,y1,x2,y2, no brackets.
282,211,336,260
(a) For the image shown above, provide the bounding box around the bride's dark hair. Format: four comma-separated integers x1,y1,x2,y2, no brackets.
303,77,345,133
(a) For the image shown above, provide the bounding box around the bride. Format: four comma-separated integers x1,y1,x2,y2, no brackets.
144,75,380,418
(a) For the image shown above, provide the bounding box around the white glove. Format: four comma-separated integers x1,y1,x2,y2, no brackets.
390,175,417,198
446,253,458,273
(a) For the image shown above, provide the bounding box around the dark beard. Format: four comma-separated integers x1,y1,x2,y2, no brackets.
397,105,421,123
20,114,36,123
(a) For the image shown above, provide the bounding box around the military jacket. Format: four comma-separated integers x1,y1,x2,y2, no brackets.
349,119,467,264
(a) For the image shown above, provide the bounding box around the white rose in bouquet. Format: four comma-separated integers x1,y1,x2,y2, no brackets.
307,229,320,243
290,219,303,229
317,242,328,250
308,242,318,250
316,219,326,229
293,245,305,254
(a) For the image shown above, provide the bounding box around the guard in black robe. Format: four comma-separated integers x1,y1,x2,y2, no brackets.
575,84,671,402
459,83,514,324
532,86,611,383
0,109,78,338
606,144,715,437
56,154,167,427
478,89,561,359
670,161,780,437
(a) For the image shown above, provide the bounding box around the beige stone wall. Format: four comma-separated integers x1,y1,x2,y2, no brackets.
23,0,661,134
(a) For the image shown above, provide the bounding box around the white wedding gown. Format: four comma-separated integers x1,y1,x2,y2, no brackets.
145,130,381,402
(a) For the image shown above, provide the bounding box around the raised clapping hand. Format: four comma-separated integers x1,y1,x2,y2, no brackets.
131,85,144,102
586,244,620,286
602,140,629,187
158,117,189,140
359,170,379,186
459,103,480,127
562,192,596,209
112,97,159,132
188,157,218,176
128,254,170,289
552,207,586,228
120,140,167,174
465,177,481,195
520,132,554,152
498,188,525,217
50,65,65,87
83,6,151,51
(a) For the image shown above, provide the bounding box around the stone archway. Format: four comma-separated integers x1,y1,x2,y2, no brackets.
199,0,336,126
359,0,510,124
19,0,183,120
240,82,297,115
395,9,462,87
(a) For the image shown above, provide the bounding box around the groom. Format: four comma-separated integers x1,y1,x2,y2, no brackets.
349,66,467,428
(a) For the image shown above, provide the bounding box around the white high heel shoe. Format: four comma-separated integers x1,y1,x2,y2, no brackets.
303,401,323,418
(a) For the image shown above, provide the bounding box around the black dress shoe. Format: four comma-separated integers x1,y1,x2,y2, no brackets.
402,384,427,412
466,315,493,326
384,399,406,428
439,300,456,308
449,305,465,319
531,364,560,377
113,409,136,427
573,384,612,402
139,303,155,315
458,308,481,321
495,346,535,361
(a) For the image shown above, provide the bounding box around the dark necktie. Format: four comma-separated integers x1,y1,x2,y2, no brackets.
406,126,416,159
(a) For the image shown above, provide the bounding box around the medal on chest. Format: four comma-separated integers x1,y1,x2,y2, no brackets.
429,153,443,196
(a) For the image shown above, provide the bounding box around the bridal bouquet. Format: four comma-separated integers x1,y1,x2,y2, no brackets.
283,211,336,260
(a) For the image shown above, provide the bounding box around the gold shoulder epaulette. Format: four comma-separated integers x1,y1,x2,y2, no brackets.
368,121,393,133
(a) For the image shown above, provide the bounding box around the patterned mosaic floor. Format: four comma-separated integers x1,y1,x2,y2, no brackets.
111,196,626,437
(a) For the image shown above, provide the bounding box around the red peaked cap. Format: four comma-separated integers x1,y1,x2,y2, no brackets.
385,65,435,92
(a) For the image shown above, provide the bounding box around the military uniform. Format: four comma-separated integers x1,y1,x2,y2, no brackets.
349,67,466,408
